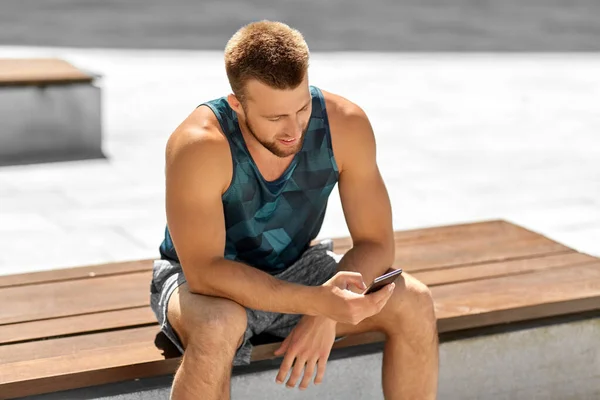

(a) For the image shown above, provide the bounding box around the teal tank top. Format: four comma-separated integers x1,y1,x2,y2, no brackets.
159,85,339,274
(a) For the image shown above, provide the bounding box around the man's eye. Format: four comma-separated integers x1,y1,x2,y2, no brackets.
268,117,281,122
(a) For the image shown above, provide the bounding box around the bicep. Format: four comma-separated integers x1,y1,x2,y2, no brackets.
339,160,392,243
337,112,394,248
164,137,229,281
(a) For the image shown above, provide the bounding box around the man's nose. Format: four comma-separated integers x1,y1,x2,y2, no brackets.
290,118,303,138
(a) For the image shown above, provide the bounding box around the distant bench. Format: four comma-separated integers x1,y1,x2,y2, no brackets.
0,220,599,398
0,58,103,165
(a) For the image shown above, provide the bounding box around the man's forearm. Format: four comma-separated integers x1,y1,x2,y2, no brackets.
336,240,395,288
185,258,324,316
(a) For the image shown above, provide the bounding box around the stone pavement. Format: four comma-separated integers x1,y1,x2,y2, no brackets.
0,47,599,276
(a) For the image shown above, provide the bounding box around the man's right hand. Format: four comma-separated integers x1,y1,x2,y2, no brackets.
318,271,395,325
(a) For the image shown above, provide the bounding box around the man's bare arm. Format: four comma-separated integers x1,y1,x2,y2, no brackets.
329,96,396,287
165,112,324,316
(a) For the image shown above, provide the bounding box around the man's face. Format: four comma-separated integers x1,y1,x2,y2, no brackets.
234,77,312,158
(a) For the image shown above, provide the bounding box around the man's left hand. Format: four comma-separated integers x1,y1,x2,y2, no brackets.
273,315,337,389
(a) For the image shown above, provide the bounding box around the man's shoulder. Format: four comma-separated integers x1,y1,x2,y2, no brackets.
318,89,375,173
170,105,228,150
165,105,232,182
320,89,368,124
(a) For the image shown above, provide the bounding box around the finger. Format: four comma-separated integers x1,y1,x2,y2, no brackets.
274,336,291,356
314,352,330,384
276,352,295,384
286,356,307,388
340,271,366,290
350,280,368,292
298,358,318,390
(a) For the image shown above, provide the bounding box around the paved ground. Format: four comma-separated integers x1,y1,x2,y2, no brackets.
0,46,599,276
1,0,600,51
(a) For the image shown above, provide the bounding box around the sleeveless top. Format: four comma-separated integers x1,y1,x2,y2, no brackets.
159,85,339,274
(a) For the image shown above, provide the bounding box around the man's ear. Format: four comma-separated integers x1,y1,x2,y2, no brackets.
227,94,244,115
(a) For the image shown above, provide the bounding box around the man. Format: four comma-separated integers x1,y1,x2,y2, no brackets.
150,20,438,400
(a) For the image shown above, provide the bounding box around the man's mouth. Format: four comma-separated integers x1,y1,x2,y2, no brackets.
279,138,297,145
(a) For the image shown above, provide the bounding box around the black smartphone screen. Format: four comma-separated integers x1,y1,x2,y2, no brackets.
364,268,403,294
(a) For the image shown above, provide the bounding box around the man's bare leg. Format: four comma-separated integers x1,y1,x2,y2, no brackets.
337,273,439,399
381,317,438,398
167,283,247,400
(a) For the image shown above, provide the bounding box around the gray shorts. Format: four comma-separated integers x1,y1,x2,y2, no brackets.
149,241,345,366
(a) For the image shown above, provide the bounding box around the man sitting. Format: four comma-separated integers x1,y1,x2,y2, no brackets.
150,20,438,400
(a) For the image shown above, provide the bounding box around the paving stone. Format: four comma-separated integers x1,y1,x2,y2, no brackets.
0,212,64,233
0,227,152,275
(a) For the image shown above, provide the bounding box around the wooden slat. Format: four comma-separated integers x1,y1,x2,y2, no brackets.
0,307,155,345
391,236,570,272
332,219,537,249
433,262,600,332
0,271,152,325
334,220,573,271
0,340,179,399
0,59,94,86
396,219,529,243
0,326,160,365
0,259,153,289
411,252,597,286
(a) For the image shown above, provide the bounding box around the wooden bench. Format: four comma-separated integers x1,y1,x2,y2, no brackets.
0,58,103,165
1,219,599,398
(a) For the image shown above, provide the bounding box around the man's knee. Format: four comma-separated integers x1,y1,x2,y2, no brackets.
385,274,437,332
168,283,248,352
187,301,247,350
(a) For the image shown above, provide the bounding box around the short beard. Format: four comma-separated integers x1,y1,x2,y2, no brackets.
243,116,308,158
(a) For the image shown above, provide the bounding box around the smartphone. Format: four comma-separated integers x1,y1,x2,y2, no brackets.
363,268,403,294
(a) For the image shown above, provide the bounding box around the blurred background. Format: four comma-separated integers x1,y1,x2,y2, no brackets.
2,0,600,51
1,0,599,276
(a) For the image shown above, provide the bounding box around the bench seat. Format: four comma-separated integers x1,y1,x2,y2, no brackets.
0,219,599,398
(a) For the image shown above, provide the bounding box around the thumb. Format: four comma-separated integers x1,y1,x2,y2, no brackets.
274,336,291,356
370,282,396,304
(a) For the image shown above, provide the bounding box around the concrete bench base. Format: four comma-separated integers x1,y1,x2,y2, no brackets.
0,82,103,166
18,313,599,400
